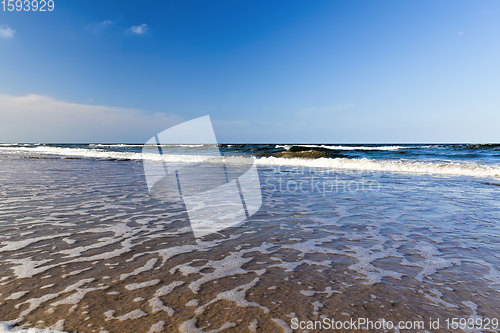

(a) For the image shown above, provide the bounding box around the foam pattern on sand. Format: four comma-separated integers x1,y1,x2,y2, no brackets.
0,323,65,333
0,153,498,332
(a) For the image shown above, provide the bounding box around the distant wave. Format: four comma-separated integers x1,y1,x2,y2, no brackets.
275,144,430,151
89,144,206,148
89,144,144,148
463,144,500,151
0,143,38,147
0,146,154,160
2,146,500,179
0,146,218,162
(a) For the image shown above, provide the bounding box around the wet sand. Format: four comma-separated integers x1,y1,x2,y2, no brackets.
0,153,498,332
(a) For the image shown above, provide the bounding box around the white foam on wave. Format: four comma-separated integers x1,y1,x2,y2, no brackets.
256,156,500,179
2,145,499,179
0,146,151,160
90,144,205,148
276,144,429,151
89,144,143,148
0,146,218,164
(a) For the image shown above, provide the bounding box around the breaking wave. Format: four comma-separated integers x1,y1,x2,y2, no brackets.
89,144,205,148
1,146,500,179
275,144,430,151
255,156,500,179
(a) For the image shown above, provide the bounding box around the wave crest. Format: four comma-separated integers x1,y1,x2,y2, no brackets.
2,146,500,179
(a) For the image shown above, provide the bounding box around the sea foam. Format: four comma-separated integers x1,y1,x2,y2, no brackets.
1,146,500,179
0,323,65,333
275,144,429,151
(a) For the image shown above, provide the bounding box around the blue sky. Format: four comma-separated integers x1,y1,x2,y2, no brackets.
1,0,499,143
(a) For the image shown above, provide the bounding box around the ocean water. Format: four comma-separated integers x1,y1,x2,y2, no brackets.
0,144,498,332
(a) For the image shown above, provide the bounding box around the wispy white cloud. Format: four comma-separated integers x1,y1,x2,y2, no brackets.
100,20,113,26
0,25,15,39
0,94,183,142
85,20,114,33
458,31,464,37
128,24,149,35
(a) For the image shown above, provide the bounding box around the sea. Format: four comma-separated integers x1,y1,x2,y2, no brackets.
0,143,498,332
